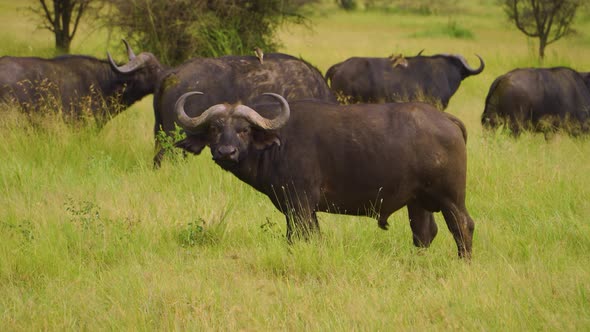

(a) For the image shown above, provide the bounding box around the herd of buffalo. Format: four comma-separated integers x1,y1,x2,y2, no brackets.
2,39,589,259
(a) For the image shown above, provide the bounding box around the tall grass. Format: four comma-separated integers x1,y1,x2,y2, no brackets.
410,19,475,39
1,0,590,330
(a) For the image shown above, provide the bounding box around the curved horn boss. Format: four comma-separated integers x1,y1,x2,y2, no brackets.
458,54,485,75
233,93,291,130
122,39,136,59
107,39,149,74
175,92,290,131
174,92,229,130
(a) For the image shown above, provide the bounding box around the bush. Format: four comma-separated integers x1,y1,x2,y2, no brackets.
100,0,309,65
409,19,475,40
363,0,461,15
337,0,358,10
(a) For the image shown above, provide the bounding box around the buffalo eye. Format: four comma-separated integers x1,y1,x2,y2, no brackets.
237,127,251,136
209,125,221,137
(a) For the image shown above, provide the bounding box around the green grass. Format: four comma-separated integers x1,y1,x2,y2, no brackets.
2,0,590,330
410,19,475,39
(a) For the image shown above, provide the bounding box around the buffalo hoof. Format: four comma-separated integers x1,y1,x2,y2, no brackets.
378,220,389,230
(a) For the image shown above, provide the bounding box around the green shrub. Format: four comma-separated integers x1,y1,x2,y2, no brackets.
410,19,475,39
100,0,309,65
176,215,230,248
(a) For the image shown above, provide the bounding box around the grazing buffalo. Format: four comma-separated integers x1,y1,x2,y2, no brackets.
325,53,484,109
481,67,590,136
0,40,163,122
153,52,337,167
174,92,475,258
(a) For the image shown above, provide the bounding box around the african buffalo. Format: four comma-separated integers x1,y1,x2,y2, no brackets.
325,53,484,109
174,92,475,259
481,67,590,136
0,40,163,122
153,52,337,167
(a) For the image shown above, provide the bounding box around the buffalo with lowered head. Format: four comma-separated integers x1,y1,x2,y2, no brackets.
174,92,475,259
152,52,337,167
325,53,484,109
481,67,590,136
0,40,163,122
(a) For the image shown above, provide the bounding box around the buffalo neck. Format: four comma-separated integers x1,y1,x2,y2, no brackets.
99,60,163,109
99,63,144,107
223,145,282,196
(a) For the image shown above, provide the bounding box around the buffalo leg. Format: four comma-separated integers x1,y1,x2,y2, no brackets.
440,202,475,259
153,125,165,168
153,142,188,168
280,185,321,242
285,211,320,243
310,211,320,232
377,202,407,231
153,148,165,168
285,214,294,243
509,122,521,137
378,216,390,230
407,202,438,248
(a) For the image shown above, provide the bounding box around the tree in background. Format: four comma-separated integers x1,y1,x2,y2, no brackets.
502,0,582,60
337,0,357,11
29,0,95,54
337,0,460,14
100,0,308,66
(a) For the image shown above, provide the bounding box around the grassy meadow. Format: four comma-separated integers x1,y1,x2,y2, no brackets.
1,0,590,330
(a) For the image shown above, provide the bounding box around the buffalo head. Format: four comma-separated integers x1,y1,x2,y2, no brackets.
107,39,161,74
174,92,289,168
442,54,485,77
582,72,590,90
107,39,164,102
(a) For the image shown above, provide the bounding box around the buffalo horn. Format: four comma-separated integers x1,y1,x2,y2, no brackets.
233,93,290,130
175,92,229,130
460,54,484,74
437,53,485,75
108,40,149,74
122,39,136,59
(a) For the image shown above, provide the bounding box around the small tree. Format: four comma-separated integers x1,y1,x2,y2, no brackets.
503,0,582,60
29,0,95,54
100,0,308,66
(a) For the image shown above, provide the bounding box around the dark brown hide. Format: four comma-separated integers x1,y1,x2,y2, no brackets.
176,96,475,259
0,43,163,120
153,53,337,167
325,53,484,109
482,67,590,136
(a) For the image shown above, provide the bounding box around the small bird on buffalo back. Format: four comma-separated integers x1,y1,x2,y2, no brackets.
254,47,264,64
388,53,408,68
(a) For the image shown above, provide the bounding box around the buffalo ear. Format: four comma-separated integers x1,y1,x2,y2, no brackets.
175,134,208,155
252,129,281,150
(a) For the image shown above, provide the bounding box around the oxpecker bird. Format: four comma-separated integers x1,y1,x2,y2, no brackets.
388,53,408,68
254,47,264,64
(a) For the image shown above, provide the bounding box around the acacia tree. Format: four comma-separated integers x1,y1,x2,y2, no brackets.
503,0,582,60
30,0,93,54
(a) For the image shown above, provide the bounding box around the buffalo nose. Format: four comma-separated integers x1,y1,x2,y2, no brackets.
217,145,237,159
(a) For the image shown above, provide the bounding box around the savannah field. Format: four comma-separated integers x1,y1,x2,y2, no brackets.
1,0,590,330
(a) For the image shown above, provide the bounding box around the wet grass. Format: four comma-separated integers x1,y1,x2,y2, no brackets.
1,0,590,330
